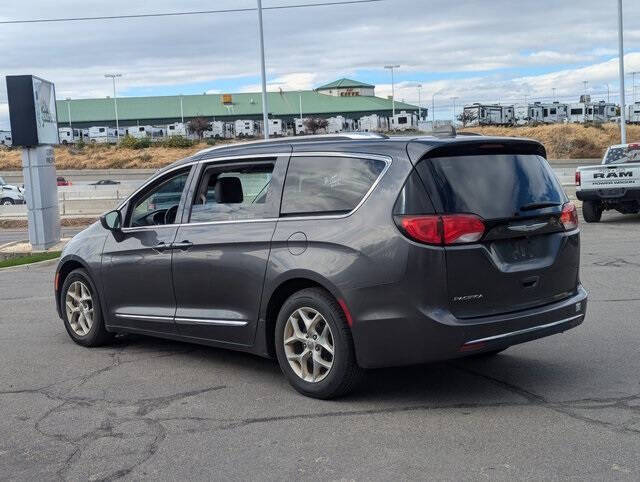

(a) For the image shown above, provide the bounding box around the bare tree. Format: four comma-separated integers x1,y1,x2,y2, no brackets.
457,110,477,127
303,117,329,135
187,117,210,139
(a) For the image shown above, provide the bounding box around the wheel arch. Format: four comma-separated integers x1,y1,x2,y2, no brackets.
55,255,93,317
260,271,346,358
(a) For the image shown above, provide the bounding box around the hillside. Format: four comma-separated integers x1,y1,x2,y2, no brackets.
1,123,639,170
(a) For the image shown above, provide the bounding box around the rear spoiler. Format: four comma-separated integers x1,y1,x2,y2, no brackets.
406,138,547,165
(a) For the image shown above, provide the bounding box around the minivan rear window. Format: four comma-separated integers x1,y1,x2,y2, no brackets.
418,154,565,219
281,156,386,215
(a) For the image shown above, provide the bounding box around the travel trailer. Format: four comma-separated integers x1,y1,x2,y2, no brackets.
627,102,640,124
166,122,187,137
0,130,13,147
390,111,417,131
235,120,258,137
326,116,347,134
294,118,309,135
88,126,110,143
462,104,514,126
359,114,388,132
126,125,153,139
267,119,284,136
58,127,83,144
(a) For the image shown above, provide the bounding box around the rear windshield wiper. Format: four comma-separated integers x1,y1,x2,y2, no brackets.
519,201,561,211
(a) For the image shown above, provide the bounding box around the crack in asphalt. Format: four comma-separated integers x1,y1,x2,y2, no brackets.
2,347,639,480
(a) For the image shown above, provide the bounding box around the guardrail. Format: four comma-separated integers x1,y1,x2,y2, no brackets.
0,192,129,219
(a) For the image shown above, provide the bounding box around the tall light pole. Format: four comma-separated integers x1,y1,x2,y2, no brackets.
617,0,626,143
299,91,303,121
105,73,122,142
582,80,589,98
384,65,400,117
552,88,557,101
66,98,72,129
416,84,422,119
451,96,459,124
257,0,269,139
606,84,610,103
432,93,438,123
179,95,184,124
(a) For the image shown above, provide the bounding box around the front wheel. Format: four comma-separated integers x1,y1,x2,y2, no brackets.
582,200,602,223
61,268,114,347
1,198,14,205
275,288,362,399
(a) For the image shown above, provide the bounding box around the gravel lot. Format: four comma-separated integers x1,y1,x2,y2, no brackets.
1,212,639,481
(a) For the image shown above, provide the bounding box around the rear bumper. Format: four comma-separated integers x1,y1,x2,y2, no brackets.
352,285,587,368
576,187,640,202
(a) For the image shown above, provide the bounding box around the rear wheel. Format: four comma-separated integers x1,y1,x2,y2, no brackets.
61,269,114,347
275,288,362,399
2,198,14,205
582,200,602,223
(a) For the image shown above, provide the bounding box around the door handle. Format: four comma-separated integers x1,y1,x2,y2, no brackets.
152,241,169,253
171,240,193,251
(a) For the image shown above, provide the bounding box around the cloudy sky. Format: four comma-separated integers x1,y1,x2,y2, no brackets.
1,0,640,128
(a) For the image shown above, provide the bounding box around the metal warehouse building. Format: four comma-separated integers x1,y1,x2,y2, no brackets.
55,78,420,128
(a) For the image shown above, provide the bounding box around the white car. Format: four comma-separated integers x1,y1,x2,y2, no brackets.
576,143,640,222
0,176,25,205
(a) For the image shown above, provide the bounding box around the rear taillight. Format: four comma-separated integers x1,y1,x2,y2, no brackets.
575,171,581,186
397,214,485,245
560,202,578,230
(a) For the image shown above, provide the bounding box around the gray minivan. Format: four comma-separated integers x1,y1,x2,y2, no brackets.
55,133,587,398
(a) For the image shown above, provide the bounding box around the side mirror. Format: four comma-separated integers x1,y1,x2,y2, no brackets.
100,209,122,231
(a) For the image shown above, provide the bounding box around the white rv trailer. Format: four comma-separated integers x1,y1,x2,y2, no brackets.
627,102,640,124
390,111,417,131
358,114,388,132
58,127,82,144
326,116,346,134
88,126,110,143
126,125,153,139
205,121,226,139
267,119,284,136
235,120,258,137
294,118,309,135
0,130,12,147
166,122,187,137
462,104,514,126
541,103,569,123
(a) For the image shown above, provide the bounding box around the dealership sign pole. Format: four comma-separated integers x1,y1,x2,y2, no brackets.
6,75,61,250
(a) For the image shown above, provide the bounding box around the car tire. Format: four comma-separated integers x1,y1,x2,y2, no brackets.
60,268,114,347
2,198,14,205
582,200,602,223
275,287,362,399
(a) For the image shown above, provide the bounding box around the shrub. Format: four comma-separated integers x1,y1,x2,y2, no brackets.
75,139,86,149
118,135,151,149
205,138,217,146
160,136,194,148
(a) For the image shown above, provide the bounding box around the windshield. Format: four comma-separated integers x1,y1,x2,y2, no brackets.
419,154,566,220
603,146,640,164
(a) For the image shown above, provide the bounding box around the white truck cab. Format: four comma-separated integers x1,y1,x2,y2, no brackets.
576,143,640,222
0,176,25,205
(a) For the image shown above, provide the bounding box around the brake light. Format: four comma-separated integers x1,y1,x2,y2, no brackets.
560,202,578,230
575,171,581,186
397,214,485,245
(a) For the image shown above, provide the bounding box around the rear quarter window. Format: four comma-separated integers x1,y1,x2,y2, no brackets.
417,154,566,219
281,156,387,215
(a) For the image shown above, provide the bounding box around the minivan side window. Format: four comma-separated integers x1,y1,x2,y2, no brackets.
128,170,189,227
281,156,386,216
188,161,275,223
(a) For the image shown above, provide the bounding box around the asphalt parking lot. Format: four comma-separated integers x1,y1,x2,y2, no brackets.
1,212,639,481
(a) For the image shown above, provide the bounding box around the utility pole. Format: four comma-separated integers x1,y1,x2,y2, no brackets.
432,93,438,123
105,73,122,143
617,0,627,143
257,0,269,139
384,65,400,117
451,96,459,123
66,98,72,129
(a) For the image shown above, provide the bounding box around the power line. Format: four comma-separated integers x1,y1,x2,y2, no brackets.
0,0,387,24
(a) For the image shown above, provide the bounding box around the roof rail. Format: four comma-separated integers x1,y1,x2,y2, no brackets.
195,132,388,156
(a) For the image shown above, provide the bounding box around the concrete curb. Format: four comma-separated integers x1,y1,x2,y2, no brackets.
0,256,60,272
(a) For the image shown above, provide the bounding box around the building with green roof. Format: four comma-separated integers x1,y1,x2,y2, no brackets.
56,79,420,129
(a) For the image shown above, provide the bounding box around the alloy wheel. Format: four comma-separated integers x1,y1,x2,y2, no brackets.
65,281,94,336
283,307,334,382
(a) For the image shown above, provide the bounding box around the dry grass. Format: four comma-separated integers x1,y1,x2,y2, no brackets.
1,124,640,169
465,123,640,159
0,142,223,170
